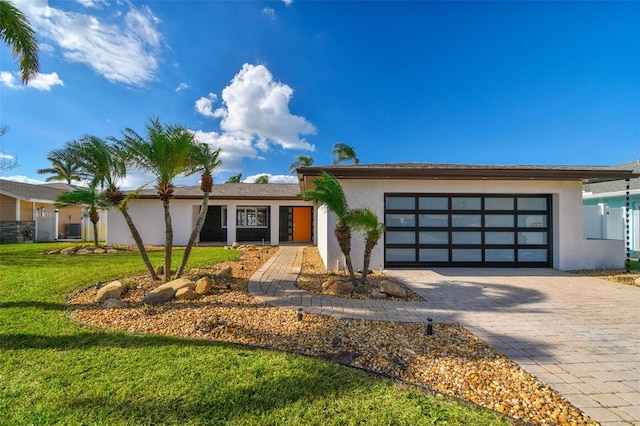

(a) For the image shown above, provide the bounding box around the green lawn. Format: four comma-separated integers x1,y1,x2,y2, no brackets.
0,242,509,425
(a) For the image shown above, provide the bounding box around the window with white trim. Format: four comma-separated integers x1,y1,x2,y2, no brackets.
236,206,269,228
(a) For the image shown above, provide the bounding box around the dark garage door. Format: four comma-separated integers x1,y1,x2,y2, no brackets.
384,194,552,267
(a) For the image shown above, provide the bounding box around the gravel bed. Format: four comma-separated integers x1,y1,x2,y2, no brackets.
67,246,597,426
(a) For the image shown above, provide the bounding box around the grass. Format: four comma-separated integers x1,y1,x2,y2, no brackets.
0,242,510,425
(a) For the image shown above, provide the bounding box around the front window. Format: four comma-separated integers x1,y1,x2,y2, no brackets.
236,207,269,228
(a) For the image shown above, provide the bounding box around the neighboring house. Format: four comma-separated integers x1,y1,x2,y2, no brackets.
106,183,315,246
0,179,85,243
296,163,638,271
583,160,640,256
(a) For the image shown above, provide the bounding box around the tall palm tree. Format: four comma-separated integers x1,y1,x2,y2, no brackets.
0,0,39,84
226,173,242,183
176,142,222,278
70,135,158,280
349,207,386,286
299,172,357,285
332,142,359,165
289,155,313,175
55,185,110,246
255,174,269,184
36,147,85,184
119,117,196,281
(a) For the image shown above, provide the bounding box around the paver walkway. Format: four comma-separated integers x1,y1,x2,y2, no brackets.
249,246,640,425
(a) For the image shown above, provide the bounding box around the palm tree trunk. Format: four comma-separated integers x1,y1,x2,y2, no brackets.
335,224,357,286
163,199,173,282
92,220,99,246
120,205,158,280
176,192,209,278
360,239,376,286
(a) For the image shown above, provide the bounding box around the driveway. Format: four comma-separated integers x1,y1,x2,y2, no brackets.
386,268,640,426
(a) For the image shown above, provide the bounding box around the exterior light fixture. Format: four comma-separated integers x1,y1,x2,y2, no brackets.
296,307,303,321
426,318,433,336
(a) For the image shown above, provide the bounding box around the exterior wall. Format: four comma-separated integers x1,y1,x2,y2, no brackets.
318,178,613,271
0,220,35,243
0,194,16,220
107,198,313,246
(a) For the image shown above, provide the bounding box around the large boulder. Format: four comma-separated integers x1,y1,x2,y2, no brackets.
380,280,407,298
141,287,175,305
95,281,124,303
176,287,198,300
102,298,129,309
195,277,213,295
322,278,355,295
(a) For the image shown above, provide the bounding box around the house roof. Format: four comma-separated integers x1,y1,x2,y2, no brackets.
582,161,640,196
0,179,77,202
131,183,302,200
296,163,640,191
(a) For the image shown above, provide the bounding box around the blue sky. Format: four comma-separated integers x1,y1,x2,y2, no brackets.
1,0,639,188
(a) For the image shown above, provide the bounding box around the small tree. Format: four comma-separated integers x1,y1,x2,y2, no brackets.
299,172,357,285
0,125,17,171
55,185,110,246
289,155,313,175
176,142,222,278
36,146,85,184
350,207,386,286
255,175,269,184
332,142,359,165
226,173,242,183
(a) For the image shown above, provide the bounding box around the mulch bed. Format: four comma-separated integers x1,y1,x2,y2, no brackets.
67,245,597,426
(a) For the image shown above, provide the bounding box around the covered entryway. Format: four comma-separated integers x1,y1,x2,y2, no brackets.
279,206,313,243
384,194,552,267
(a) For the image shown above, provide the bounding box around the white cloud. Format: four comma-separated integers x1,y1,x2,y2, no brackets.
211,63,316,151
175,82,189,92
0,175,46,184
282,0,293,5
76,0,108,8
0,152,16,160
263,7,275,20
194,93,218,118
190,129,258,173
243,173,297,184
0,71,64,90
12,0,163,87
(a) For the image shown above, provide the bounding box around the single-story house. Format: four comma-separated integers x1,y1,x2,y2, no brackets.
106,163,638,271
583,160,640,256
106,183,315,246
297,163,639,271
0,179,84,243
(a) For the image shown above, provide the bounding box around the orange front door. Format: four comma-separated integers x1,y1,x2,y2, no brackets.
292,207,312,242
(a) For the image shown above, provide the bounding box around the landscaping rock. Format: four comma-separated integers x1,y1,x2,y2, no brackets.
380,280,407,298
176,287,198,300
106,249,119,254
101,298,128,309
370,290,387,299
95,281,124,303
195,277,213,295
635,277,640,286
217,267,233,279
76,249,92,255
93,248,106,254
60,247,78,255
158,278,195,292
47,249,61,255
323,279,355,295
141,287,175,305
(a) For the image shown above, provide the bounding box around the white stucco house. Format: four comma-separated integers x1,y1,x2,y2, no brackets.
297,163,638,271
106,163,638,271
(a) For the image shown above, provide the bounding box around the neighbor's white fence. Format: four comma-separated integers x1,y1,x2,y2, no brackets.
35,210,56,242
584,204,624,240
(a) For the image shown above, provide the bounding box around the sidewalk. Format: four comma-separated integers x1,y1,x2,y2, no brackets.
248,245,640,425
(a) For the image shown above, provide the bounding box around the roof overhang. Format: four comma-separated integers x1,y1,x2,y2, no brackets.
297,164,640,191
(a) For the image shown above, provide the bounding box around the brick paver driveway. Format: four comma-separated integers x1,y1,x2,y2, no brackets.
387,268,640,425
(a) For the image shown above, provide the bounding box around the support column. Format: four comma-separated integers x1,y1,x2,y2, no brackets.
625,179,631,272
269,203,278,246
226,204,236,246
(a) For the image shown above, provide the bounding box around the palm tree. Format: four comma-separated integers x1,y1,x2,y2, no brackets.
299,172,357,285
226,173,242,183
69,135,159,280
119,117,196,281
289,155,313,175
176,142,222,278
349,207,386,286
255,175,269,184
55,185,110,246
332,142,359,165
0,0,39,84
36,147,85,184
